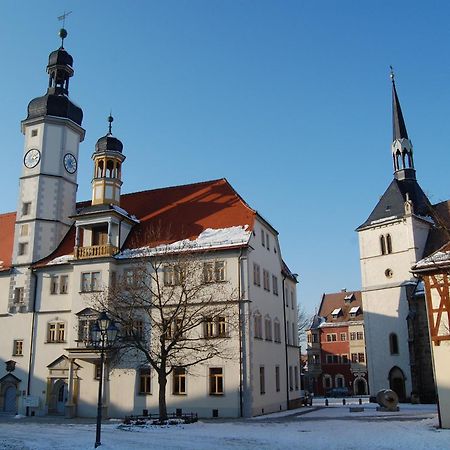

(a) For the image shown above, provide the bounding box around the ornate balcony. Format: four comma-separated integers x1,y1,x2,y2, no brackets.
75,244,119,259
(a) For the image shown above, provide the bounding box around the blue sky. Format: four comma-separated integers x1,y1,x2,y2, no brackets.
1,1,449,316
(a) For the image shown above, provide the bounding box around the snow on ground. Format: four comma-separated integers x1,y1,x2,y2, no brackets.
0,401,448,450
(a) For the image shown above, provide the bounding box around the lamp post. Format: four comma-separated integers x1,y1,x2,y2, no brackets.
91,311,118,448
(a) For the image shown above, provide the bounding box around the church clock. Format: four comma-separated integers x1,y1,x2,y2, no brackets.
24,148,41,168
63,153,77,174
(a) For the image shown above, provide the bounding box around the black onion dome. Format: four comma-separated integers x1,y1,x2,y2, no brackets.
26,93,83,125
95,134,123,153
48,47,73,68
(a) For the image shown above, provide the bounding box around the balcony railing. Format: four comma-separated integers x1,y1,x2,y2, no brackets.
75,244,119,259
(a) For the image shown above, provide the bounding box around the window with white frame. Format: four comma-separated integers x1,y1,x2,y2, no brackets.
274,319,281,343
139,368,152,394
163,264,185,286
173,367,186,395
260,366,265,394
253,263,261,286
81,272,101,292
204,317,214,338
13,287,24,304
263,269,270,291
272,275,278,295
13,339,23,356
340,332,347,341
209,367,224,395
254,312,263,339
203,261,226,283
47,322,65,343
326,333,337,342
50,275,69,294
264,317,272,341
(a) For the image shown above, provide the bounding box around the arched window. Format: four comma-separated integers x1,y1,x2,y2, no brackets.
386,234,392,254
389,333,399,355
106,160,114,178
380,235,386,255
396,150,402,169
97,160,104,178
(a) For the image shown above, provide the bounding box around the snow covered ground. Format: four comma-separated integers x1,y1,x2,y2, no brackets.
0,400,448,449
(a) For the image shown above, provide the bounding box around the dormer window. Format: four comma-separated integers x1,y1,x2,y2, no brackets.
344,293,355,303
349,306,360,317
331,308,342,318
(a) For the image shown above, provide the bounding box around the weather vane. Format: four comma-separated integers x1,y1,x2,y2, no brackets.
108,112,114,135
390,65,395,82
57,10,72,28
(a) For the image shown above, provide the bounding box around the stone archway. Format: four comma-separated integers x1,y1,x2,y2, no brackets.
389,366,406,401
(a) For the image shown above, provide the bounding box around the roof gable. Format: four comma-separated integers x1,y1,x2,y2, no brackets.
318,290,363,323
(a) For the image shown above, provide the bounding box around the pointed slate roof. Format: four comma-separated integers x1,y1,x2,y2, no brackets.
357,178,431,230
392,81,409,140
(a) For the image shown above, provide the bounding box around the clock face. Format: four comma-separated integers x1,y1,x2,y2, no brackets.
24,149,41,169
63,153,77,174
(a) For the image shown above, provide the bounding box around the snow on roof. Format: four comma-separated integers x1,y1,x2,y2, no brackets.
349,306,360,314
46,254,75,265
111,204,139,222
414,250,450,270
331,308,342,316
116,225,251,259
370,215,398,225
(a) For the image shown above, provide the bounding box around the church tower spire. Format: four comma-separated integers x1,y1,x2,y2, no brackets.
390,68,415,181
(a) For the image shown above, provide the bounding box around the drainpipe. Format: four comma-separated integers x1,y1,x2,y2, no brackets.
282,274,289,410
27,268,38,416
238,247,244,417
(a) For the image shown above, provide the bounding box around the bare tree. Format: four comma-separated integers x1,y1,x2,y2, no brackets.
93,241,239,421
297,305,311,346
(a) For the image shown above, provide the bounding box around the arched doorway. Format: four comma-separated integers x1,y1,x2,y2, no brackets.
354,378,367,395
48,379,68,415
389,366,406,401
3,386,17,413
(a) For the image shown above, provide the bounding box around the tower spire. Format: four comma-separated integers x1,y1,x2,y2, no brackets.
389,68,415,181
391,66,409,141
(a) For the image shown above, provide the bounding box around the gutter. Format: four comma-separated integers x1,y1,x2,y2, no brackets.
282,274,289,409
26,268,38,416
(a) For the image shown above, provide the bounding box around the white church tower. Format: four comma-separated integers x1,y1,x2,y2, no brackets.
9,29,85,311
356,71,433,400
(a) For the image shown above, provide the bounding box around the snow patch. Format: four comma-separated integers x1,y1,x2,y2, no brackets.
46,254,74,265
370,215,398,225
415,251,450,269
117,225,251,259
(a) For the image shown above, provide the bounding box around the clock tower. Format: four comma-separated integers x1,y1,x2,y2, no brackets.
13,29,85,266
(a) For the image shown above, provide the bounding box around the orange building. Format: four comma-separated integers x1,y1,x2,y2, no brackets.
306,290,368,396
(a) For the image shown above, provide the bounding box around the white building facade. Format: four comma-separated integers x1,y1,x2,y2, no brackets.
0,31,301,418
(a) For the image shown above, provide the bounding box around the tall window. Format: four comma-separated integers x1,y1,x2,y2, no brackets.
263,269,270,291
18,243,28,256
13,340,23,356
389,333,399,355
48,322,65,343
204,318,214,338
261,229,265,247
275,366,280,392
386,234,392,254
254,313,263,339
173,367,186,395
289,366,293,391
50,275,69,294
358,353,365,363
163,264,185,286
203,261,226,283
260,367,265,395
264,317,272,341
287,321,290,344
209,368,224,395
203,317,227,338
22,202,31,216
253,263,261,286
13,288,24,304
272,275,279,295
294,366,299,390
81,272,101,292
274,320,281,343
380,235,386,255
139,368,151,394
217,317,227,337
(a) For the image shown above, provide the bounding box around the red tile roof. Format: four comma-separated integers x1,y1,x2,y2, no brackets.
318,290,363,323
0,212,16,271
33,178,256,266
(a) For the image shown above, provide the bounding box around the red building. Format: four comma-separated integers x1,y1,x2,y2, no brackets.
306,290,368,396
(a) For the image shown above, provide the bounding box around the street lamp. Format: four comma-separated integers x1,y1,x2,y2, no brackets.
90,311,118,448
